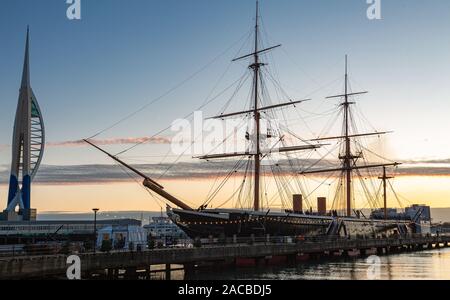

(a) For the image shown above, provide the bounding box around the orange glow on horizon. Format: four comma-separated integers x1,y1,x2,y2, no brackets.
0,175,448,213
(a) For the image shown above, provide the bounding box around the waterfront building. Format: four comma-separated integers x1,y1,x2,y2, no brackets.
144,216,188,245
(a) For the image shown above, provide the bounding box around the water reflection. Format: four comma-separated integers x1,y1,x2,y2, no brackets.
180,248,450,280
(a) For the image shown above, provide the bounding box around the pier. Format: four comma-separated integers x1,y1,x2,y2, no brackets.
1,235,449,279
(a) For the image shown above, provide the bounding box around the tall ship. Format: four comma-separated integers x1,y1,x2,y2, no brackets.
86,2,423,239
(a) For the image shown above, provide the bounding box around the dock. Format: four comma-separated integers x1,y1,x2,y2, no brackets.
1,235,449,279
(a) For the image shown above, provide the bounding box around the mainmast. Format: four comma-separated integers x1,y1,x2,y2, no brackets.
301,56,400,217
252,0,261,211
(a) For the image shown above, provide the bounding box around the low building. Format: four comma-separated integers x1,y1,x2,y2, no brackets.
0,219,141,245
144,216,188,246
96,224,147,250
370,205,432,222
405,205,431,222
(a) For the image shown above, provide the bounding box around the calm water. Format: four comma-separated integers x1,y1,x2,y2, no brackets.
40,211,450,280
177,248,450,280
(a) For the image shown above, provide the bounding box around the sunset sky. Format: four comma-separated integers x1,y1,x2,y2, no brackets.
0,0,449,212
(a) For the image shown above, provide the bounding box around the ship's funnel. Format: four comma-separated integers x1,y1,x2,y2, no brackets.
318,197,327,215
293,194,303,213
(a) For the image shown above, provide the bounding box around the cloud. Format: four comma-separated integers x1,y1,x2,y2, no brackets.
46,136,172,147
405,158,450,164
1,158,450,185
396,166,450,176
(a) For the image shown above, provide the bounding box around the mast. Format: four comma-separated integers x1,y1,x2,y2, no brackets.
301,56,401,218
198,1,324,211
252,0,261,211
85,2,322,214
343,55,352,217
379,166,393,220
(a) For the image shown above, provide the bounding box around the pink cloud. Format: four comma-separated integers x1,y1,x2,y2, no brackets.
47,136,171,147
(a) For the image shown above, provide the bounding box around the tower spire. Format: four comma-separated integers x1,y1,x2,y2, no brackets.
3,27,45,221
21,26,30,88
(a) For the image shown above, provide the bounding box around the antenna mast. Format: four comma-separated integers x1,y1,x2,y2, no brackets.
379,166,394,220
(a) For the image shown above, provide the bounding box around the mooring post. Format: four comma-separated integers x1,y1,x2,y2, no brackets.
165,264,171,280
107,268,114,280
145,266,151,280
125,267,137,280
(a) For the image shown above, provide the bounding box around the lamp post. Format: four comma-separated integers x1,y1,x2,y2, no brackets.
93,208,99,254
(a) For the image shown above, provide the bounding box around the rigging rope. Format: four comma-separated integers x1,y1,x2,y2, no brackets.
87,30,253,140
114,73,250,156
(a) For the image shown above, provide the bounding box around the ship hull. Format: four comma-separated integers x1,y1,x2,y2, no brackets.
168,208,412,239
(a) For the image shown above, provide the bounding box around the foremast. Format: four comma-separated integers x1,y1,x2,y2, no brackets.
84,1,322,213
197,1,322,212
252,0,261,211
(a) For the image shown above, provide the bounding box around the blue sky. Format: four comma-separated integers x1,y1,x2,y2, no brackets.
0,0,450,166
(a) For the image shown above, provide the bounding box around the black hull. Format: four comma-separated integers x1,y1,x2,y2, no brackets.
167,208,412,239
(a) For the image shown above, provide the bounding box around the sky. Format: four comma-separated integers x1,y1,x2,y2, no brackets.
0,0,449,212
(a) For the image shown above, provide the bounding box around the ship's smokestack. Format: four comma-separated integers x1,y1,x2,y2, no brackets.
318,197,327,215
293,194,303,213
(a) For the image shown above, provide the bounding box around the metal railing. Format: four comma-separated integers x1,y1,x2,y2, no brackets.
192,233,440,247
0,245,25,257
0,233,447,258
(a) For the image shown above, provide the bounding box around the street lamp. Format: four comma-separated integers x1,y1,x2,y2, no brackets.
92,208,99,254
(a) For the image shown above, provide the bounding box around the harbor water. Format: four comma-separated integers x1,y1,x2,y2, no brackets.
176,248,450,280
